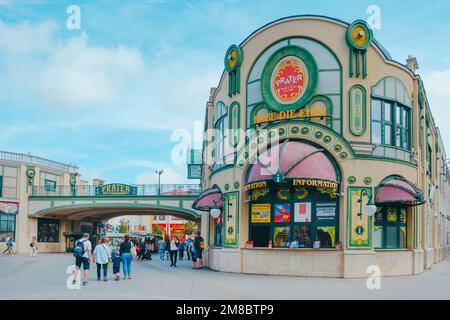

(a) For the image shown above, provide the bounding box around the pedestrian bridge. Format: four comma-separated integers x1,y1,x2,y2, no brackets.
28,184,203,222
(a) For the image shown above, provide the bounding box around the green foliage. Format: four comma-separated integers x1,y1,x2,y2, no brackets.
118,218,129,233
152,225,163,236
182,221,197,235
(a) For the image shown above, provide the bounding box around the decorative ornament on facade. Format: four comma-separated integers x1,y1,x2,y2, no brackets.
224,44,243,97
26,167,36,186
261,46,318,112
345,20,373,78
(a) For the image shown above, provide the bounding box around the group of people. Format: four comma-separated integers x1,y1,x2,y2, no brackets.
2,234,39,257
72,231,205,286
157,231,205,269
72,233,136,286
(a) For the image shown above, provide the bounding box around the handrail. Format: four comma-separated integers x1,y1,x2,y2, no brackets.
30,184,202,197
0,150,78,173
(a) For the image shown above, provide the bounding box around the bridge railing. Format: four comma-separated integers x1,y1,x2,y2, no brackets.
30,184,202,197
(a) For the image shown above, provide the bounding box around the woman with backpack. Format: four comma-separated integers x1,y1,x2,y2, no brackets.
193,231,205,269
120,235,133,279
93,237,110,281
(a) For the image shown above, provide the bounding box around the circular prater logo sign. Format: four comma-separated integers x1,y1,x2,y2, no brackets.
271,56,308,104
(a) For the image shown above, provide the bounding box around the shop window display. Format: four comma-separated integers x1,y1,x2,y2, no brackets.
249,184,339,248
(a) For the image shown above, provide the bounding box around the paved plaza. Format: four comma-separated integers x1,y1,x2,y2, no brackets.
0,253,449,299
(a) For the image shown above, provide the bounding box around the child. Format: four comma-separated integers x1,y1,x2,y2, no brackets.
111,250,122,281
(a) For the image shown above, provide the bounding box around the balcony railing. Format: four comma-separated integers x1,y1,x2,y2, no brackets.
0,150,79,173
30,184,202,197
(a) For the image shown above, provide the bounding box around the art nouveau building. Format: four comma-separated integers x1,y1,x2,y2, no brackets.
191,15,450,277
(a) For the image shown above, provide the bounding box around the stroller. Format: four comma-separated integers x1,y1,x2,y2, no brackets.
143,248,152,260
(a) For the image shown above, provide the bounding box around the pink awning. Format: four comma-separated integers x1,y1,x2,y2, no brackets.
375,177,425,206
192,186,223,211
247,140,338,184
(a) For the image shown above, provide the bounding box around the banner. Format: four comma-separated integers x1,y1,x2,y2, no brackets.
294,202,311,223
251,204,271,223
274,203,291,223
0,201,19,215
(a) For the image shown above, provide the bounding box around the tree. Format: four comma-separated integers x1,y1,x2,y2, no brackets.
152,225,163,236
118,218,130,233
182,221,198,235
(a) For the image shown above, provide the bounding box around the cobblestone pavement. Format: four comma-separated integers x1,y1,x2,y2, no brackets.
0,253,449,299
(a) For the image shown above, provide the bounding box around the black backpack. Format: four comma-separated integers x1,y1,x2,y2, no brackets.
73,239,86,258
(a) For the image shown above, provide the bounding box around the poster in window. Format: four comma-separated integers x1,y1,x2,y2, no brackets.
315,203,336,223
273,226,290,247
274,203,291,223
294,202,311,223
251,204,271,223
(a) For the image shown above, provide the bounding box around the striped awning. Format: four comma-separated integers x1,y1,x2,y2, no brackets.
192,185,223,212
247,140,338,184
375,177,425,206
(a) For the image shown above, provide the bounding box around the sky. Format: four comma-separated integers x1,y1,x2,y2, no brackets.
0,0,449,185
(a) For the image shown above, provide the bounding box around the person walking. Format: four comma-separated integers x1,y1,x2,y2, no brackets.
144,239,152,261
186,237,192,260
193,231,205,270
120,235,133,279
111,250,122,281
2,234,12,254
169,236,179,267
158,237,166,261
190,240,197,269
164,235,171,261
30,236,38,257
138,238,146,261
72,233,92,286
93,237,110,281
178,238,185,260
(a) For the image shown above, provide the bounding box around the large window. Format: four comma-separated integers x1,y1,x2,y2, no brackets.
38,218,59,242
371,98,411,150
0,166,18,199
373,207,407,249
213,101,228,169
40,172,61,193
44,179,56,192
0,213,16,242
249,185,339,248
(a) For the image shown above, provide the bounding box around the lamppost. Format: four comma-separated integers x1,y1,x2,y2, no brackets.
357,189,377,220
155,169,164,196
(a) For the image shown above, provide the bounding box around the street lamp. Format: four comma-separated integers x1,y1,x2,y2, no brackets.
155,169,164,196
357,189,377,220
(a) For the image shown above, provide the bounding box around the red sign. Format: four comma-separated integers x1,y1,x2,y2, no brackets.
272,56,307,104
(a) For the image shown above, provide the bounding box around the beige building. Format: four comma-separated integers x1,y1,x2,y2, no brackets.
191,15,450,278
0,151,201,254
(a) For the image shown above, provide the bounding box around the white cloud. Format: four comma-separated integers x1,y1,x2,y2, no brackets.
0,19,220,133
423,69,450,151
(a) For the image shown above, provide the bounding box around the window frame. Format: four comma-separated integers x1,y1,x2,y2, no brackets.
37,218,60,243
44,179,57,193
373,207,407,249
0,212,16,242
371,98,411,151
